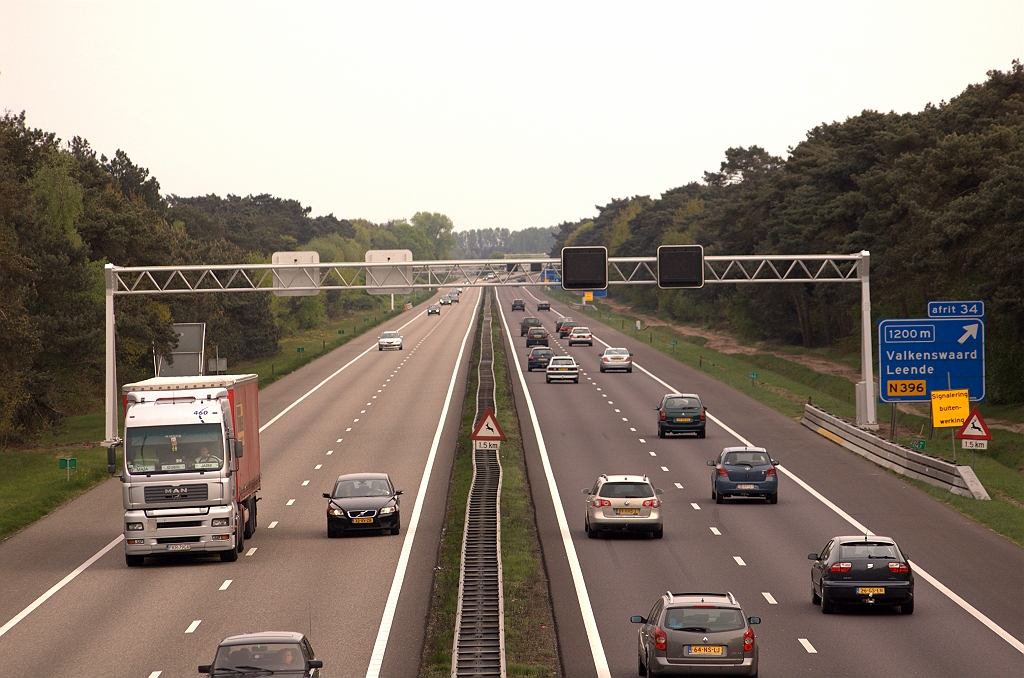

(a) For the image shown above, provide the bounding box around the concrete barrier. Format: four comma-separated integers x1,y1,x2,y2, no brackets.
801,404,990,500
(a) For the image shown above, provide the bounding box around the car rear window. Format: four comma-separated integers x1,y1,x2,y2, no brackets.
723,451,770,466
664,607,744,632
572,327,590,333
529,328,546,335
532,348,554,356
549,358,575,366
839,542,898,559
598,482,654,498
665,397,700,409
606,348,628,355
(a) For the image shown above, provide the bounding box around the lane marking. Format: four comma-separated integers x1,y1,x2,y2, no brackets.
366,290,482,678
259,310,424,434
337,438,342,442
710,527,721,535
762,592,777,604
660,466,669,472
315,464,322,470
649,452,657,456
147,672,162,678
674,483,683,489
638,438,646,443
185,620,201,634
591,327,1024,657
799,638,817,654
245,548,257,557
630,427,637,432
268,521,278,529
608,401,613,404
495,298,611,677
354,418,360,422
621,417,628,421
346,427,352,432
286,499,295,506
734,556,747,566
0,534,123,639
327,451,334,455
301,480,309,486
219,580,232,591
691,503,701,510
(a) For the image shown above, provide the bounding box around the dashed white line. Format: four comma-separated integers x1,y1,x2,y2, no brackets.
361,409,367,413
336,438,342,442
219,580,232,590
660,466,669,472
286,499,295,506
315,464,322,470
621,417,628,421
710,527,721,535
649,451,657,456
630,427,637,432
301,480,309,486
690,503,701,510
185,620,202,633
346,427,352,431
799,638,817,653
245,548,257,557
638,438,646,443
762,592,777,604
354,418,360,422
268,521,278,529
327,450,333,455
147,672,162,678
674,483,683,489
734,556,747,566
614,409,620,412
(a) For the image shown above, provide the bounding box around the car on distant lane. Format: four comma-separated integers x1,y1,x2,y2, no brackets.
526,326,549,347
511,299,526,311
554,316,573,333
199,631,323,677
582,474,663,538
323,473,403,537
439,295,452,305
655,393,705,438
707,446,778,504
378,331,403,351
631,592,760,676
520,316,542,336
809,535,914,614
568,326,593,346
527,346,555,371
427,304,440,316
546,355,579,383
537,301,551,311
448,291,460,303
557,321,578,338
598,347,633,372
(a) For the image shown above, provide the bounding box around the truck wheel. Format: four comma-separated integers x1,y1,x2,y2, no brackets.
125,554,144,567
220,548,238,562
236,526,245,553
243,498,256,539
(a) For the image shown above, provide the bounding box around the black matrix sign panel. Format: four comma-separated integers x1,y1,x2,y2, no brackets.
561,246,608,290
658,245,705,289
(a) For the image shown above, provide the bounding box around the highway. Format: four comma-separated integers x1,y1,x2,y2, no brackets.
495,286,1024,678
0,288,481,678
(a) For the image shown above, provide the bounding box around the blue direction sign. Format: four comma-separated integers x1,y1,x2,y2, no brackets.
928,300,984,318
879,318,985,403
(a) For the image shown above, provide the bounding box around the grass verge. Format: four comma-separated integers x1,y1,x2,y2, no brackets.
547,289,1024,548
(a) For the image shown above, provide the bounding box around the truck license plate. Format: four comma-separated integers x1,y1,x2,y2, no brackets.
166,544,191,551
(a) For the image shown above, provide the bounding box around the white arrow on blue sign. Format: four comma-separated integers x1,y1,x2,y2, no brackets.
878,318,985,403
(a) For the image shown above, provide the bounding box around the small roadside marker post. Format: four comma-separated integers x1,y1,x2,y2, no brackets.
748,372,758,386
59,457,77,481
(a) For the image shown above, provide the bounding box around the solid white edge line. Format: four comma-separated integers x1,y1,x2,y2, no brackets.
0,534,124,638
259,311,425,433
496,296,612,677
579,319,1024,657
365,289,482,678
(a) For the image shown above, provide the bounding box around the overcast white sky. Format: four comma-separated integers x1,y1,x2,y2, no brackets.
1,1,1021,232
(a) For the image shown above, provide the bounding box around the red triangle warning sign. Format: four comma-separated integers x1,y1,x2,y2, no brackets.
955,407,993,441
470,408,506,441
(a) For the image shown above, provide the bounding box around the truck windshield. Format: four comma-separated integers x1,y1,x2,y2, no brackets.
126,424,224,474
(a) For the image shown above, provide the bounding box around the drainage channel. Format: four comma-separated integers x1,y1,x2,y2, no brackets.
452,289,505,677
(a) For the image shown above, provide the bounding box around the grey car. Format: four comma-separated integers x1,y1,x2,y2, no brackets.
583,474,663,538
707,447,779,504
199,631,322,677
632,592,760,676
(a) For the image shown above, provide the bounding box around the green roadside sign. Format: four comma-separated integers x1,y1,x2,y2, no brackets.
910,438,926,451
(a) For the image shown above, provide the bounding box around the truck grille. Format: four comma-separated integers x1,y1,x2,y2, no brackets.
145,484,209,503
157,521,203,529
156,536,201,544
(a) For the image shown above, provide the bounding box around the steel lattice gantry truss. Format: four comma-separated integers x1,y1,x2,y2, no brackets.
108,254,865,295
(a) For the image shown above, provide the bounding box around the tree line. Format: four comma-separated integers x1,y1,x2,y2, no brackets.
548,62,1024,403
0,114,457,444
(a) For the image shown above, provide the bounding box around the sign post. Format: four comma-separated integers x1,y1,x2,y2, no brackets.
955,407,993,469
931,389,970,462
878,318,986,404
470,408,507,451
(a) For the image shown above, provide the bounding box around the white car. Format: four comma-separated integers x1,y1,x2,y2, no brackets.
378,331,403,351
568,327,593,346
546,356,579,383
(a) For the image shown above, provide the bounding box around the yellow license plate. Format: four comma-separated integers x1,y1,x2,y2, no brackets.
688,646,723,656
352,518,374,524
616,508,639,515
559,368,568,371
676,417,690,422
857,587,885,595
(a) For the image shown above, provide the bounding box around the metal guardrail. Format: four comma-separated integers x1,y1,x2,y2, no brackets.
452,290,505,677
801,404,990,500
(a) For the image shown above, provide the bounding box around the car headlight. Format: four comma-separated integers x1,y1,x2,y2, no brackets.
211,518,230,527
329,509,345,516
125,522,144,531
379,506,397,515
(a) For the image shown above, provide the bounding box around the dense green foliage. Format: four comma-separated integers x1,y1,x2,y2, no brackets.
550,63,1024,402
454,226,558,259
0,113,457,444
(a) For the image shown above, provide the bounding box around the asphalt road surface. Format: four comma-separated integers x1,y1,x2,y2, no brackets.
0,288,480,678
496,287,1024,678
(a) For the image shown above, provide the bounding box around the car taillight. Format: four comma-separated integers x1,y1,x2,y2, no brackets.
592,498,611,508
699,410,706,421
659,410,666,421
888,562,909,573
603,357,610,362
765,466,776,477
830,562,852,573
642,499,661,508
653,627,667,651
717,465,728,477
743,627,755,652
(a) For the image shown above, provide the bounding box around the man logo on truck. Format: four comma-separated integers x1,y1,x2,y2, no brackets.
164,487,189,498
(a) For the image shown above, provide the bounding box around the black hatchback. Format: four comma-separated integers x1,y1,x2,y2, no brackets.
809,535,915,614
324,473,403,537
656,393,706,438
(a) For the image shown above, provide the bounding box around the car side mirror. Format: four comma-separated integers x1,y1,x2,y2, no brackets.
748,617,761,625
198,666,211,674
308,660,323,669
808,553,819,560
581,488,590,494
629,353,634,356
395,490,404,495
656,488,664,494
233,439,243,458
772,459,780,465
630,616,646,624
654,406,660,411
706,460,715,466
322,492,332,499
